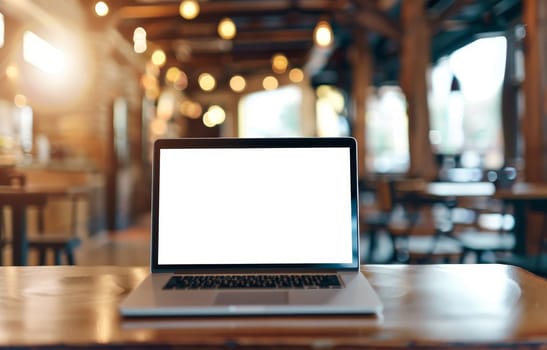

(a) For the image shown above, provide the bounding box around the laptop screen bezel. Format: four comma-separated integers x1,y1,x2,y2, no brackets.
150,137,360,273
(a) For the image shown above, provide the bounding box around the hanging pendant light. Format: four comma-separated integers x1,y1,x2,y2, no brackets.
179,0,200,20
313,20,333,47
218,17,237,40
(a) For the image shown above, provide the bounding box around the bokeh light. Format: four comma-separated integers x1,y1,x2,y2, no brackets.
218,18,237,40
94,1,109,17
262,76,278,90
272,53,288,74
198,73,216,91
179,0,200,20
229,75,246,92
289,68,304,83
151,49,166,66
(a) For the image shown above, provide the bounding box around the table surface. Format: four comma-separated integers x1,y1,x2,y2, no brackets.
495,182,547,200
0,264,545,349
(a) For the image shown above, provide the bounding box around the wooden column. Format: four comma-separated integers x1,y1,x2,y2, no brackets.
501,30,520,166
522,0,547,182
399,0,437,180
351,28,372,178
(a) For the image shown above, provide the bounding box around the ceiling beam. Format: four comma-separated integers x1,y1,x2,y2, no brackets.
345,1,401,42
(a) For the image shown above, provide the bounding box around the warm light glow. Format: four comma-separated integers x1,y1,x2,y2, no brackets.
0,13,4,48
142,71,160,100
207,105,226,125
141,74,157,90
314,21,333,47
198,72,216,91
229,75,246,92
145,85,160,100
262,76,278,90
272,53,288,74
134,41,147,53
203,105,226,127
179,0,200,20
157,90,176,120
94,1,109,16
180,100,203,119
173,70,188,90
133,27,147,53
165,66,188,90
145,61,160,76
150,118,167,135
14,94,27,107
151,49,166,66
23,31,65,74
218,17,237,40
289,68,304,83
6,65,18,80
165,66,181,83
202,112,216,128
134,27,146,41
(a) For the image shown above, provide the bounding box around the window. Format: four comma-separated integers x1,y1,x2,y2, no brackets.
430,36,507,169
239,85,302,137
365,86,409,173
315,85,350,137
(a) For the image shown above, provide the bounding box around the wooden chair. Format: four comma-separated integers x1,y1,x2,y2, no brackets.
383,178,462,264
0,207,9,264
0,173,83,265
497,213,547,277
0,170,26,264
26,192,83,265
449,200,516,263
360,177,395,263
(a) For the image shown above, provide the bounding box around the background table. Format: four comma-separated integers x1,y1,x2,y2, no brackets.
495,182,547,254
0,187,47,265
0,264,545,349
0,186,89,265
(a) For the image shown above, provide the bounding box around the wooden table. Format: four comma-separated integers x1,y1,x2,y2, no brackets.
495,183,547,254
0,185,89,265
0,264,545,349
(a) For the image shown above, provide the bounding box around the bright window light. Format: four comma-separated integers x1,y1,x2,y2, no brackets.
23,31,65,74
0,13,4,48
239,85,302,137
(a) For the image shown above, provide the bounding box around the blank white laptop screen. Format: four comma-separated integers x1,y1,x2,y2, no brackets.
157,147,353,266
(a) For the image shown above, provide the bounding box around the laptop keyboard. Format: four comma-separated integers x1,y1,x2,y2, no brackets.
163,274,342,290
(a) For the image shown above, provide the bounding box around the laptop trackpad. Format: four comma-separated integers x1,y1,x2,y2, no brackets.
215,291,288,306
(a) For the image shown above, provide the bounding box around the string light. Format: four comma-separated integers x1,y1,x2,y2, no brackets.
229,75,246,92
218,17,237,40
133,27,147,53
271,53,288,74
262,76,278,90
313,20,333,47
151,49,166,66
289,68,304,83
179,0,200,20
198,73,216,91
94,1,109,17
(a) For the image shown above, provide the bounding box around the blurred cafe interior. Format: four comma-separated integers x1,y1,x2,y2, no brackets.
0,0,546,274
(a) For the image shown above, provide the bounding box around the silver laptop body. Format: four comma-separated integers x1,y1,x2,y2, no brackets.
120,137,382,317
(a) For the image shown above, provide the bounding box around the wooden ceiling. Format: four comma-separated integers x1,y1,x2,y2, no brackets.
83,0,522,94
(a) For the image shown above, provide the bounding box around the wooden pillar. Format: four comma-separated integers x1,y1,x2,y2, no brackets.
350,28,372,179
522,0,547,182
399,0,437,180
501,30,520,166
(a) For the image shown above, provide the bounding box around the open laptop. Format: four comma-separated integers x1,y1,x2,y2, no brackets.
120,137,382,317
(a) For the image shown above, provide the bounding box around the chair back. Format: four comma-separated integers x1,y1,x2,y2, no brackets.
375,178,394,213
0,168,26,187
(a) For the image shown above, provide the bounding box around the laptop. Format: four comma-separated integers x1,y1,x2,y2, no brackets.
120,137,382,317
